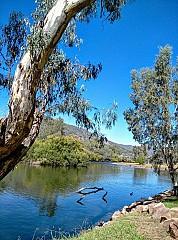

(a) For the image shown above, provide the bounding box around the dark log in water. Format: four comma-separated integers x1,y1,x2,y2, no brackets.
76,187,107,204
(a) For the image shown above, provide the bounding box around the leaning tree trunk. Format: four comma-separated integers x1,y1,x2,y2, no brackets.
0,108,45,179
0,0,94,180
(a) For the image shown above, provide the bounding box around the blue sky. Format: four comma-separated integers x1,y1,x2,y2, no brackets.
0,0,178,145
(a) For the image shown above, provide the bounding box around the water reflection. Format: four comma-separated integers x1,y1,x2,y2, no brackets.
0,163,120,217
133,167,148,182
0,162,172,240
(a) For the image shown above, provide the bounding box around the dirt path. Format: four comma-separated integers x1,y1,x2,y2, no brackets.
126,212,173,240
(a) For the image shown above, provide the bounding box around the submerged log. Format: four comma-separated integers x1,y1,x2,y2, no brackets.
76,187,107,205
76,187,104,195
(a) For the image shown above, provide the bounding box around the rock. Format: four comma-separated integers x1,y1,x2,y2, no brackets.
164,190,174,196
170,208,178,213
143,200,153,205
111,210,122,220
121,206,129,215
148,202,157,214
169,220,178,239
129,202,138,209
103,221,112,227
148,196,154,201
156,194,164,201
32,161,41,165
162,218,178,232
152,202,169,220
161,209,178,221
142,205,149,212
130,207,136,212
97,221,105,227
135,204,148,213
135,205,143,212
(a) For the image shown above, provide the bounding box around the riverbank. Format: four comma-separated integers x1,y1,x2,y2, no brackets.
66,211,173,240
64,190,178,240
114,162,169,170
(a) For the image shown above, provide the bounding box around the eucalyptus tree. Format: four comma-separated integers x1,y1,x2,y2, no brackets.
124,45,178,186
0,0,127,180
132,145,147,164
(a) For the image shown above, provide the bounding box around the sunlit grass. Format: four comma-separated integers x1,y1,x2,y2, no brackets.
35,210,173,240
162,196,178,208
52,214,146,240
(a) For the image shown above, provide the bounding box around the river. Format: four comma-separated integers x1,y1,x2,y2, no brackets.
0,162,172,240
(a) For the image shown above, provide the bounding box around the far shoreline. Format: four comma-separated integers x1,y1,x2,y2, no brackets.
113,162,168,171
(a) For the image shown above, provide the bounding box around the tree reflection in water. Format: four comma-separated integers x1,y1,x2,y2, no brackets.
0,162,119,217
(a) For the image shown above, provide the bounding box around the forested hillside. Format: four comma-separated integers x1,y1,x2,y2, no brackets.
26,117,133,166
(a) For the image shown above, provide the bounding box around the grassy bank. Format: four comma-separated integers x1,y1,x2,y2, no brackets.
163,195,178,208
52,211,173,240
52,196,178,240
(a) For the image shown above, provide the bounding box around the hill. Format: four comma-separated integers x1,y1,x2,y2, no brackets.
37,117,134,161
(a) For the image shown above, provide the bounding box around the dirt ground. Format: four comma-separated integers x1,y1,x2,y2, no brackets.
127,212,173,240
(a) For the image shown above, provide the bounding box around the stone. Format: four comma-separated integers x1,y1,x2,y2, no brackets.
152,202,169,220
130,207,136,212
129,202,138,209
148,202,157,214
170,208,178,213
121,206,129,215
103,221,112,227
111,210,122,220
148,196,154,201
97,221,105,227
143,200,153,205
142,205,149,212
162,218,178,232
135,205,143,212
161,209,178,221
164,190,174,196
135,204,148,213
169,220,178,239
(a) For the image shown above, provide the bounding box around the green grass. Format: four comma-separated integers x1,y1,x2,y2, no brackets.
49,196,178,240
50,211,173,240
52,214,146,240
162,196,178,208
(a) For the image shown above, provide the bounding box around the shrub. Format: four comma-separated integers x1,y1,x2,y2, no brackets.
136,156,146,165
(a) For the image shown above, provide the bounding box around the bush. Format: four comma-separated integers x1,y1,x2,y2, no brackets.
136,156,146,165
26,136,103,167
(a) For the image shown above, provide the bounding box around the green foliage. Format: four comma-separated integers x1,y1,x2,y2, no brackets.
124,45,178,185
0,0,123,146
90,142,123,161
0,11,28,89
132,145,147,164
27,135,102,166
132,145,146,159
38,117,64,139
36,117,132,162
135,156,146,165
56,213,146,240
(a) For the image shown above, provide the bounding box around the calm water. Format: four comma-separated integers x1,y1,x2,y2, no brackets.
0,162,172,240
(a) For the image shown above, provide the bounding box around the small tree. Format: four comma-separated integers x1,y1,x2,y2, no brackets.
124,45,178,187
132,145,147,165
